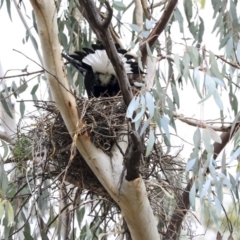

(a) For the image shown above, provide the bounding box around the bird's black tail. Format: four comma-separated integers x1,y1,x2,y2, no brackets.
62,53,87,75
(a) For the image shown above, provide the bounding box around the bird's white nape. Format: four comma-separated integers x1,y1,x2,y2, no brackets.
98,73,112,86
82,50,133,76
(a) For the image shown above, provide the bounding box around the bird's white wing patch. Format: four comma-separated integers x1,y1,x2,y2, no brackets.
83,49,133,75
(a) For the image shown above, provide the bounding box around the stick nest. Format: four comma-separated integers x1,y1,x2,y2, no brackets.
14,95,185,224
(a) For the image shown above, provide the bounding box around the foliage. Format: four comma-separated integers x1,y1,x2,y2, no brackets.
0,0,240,239
12,134,32,161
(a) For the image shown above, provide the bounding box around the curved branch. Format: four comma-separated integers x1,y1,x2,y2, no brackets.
140,0,178,65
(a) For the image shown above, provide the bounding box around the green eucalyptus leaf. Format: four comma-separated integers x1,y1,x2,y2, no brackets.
20,101,25,118
145,127,155,157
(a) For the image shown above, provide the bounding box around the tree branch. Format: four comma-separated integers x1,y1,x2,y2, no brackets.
140,0,178,65
174,112,232,132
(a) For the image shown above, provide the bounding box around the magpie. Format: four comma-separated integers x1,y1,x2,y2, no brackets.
62,43,143,98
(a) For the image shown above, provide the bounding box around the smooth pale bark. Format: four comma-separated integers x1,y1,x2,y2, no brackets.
29,1,159,239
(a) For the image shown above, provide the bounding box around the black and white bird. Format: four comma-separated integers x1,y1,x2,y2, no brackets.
62,43,143,98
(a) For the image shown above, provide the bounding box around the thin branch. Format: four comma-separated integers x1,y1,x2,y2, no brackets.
0,130,15,144
0,69,44,80
12,49,73,96
13,0,44,66
214,54,240,70
174,112,232,132
140,0,178,65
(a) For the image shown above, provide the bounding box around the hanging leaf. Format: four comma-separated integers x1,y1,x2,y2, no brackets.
214,196,222,217
174,54,181,74
173,8,184,33
221,150,226,175
187,46,199,68
145,92,155,119
156,115,170,141
31,84,39,95
6,0,12,21
1,140,9,159
7,202,14,226
207,127,222,143
193,128,201,147
182,52,190,81
126,96,139,119
186,158,196,172
20,101,25,118
0,160,9,195
200,178,211,201
145,128,155,157
145,57,156,90
213,91,223,110
202,128,213,153
193,67,202,98
209,52,223,80
132,95,145,123
205,74,216,95
189,182,196,210
140,119,151,136
17,79,28,95
229,146,240,164
0,93,13,118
